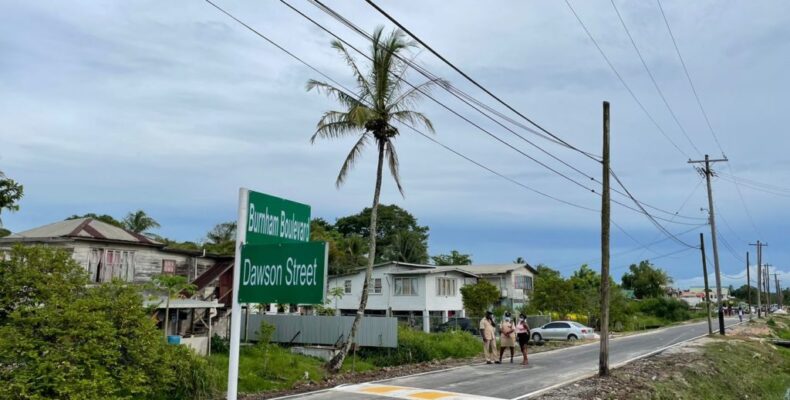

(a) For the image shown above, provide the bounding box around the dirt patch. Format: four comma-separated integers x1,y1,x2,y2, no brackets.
536,341,710,400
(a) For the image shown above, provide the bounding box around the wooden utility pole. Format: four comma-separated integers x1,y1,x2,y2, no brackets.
599,101,611,377
688,155,727,335
700,233,712,334
767,267,771,307
750,241,765,318
746,252,752,321
774,273,782,310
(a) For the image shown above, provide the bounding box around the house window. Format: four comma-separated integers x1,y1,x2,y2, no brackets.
162,259,177,275
514,275,533,291
373,278,382,294
436,277,457,296
394,277,418,296
344,280,352,294
90,249,135,282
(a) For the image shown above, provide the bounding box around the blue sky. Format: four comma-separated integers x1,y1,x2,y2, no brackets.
1,0,789,288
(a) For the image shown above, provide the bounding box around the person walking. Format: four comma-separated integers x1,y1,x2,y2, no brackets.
499,312,516,363
479,311,499,364
516,313,530,366
738,306,744,322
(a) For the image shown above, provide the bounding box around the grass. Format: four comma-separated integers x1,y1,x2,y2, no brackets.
359,325,481,366
207,343,375,394
651,339,790,400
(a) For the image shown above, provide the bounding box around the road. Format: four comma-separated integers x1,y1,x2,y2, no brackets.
276,317,739,400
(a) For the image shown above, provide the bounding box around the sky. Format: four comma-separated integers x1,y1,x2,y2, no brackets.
1,0,789,288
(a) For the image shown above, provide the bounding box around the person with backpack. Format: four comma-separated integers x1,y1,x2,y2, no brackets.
516,313,531,365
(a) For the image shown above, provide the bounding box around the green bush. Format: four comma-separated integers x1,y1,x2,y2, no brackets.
635,297,691,322
211,334,230,354
359,325,480,366
0,245,215,400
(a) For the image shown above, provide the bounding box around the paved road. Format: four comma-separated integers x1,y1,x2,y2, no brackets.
276,318,739,400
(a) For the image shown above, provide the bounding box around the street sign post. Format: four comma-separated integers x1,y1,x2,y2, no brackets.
227,188,325,400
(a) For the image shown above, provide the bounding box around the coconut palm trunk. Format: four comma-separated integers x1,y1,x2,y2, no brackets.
309,26,442,372
328,141,385,371
164,296,171,340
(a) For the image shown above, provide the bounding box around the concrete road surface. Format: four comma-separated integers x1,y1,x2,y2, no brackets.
275,317,739,400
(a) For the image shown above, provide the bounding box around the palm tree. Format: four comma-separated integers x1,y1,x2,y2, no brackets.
122,210,160,234
514,257,526,264
308,26,441,371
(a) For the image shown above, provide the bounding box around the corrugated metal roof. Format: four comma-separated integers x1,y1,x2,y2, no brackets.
144,297,224,309
455,264,535,275
7,218,161,246
387,266,479,277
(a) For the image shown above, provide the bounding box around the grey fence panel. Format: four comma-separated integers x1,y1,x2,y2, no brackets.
244,314,398,348
527,315,551,328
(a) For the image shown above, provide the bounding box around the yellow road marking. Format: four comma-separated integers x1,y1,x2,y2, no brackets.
361,385,406,394
408,391,453,399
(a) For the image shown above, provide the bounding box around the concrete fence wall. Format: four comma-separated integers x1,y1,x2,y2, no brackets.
243,314,398,348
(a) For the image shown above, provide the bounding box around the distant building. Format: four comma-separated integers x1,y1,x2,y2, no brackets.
0,218,230,284
678,287,732,306
455,263,537,309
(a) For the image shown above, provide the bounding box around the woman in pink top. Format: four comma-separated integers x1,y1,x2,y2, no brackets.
516,313,531,365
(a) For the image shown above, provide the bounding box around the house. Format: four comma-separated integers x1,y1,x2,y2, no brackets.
679,290,705,307
0,218,230,284
683,287,731,304
327,261,479,332
455,263,537,309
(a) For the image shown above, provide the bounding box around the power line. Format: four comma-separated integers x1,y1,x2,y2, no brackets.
718,174,790,199
362,0,601,161
207,0,705,258
564,0,691,160
655,0,725,155
202,0,601,215
292,0,706,225
609,0,702,156
610,168,698,249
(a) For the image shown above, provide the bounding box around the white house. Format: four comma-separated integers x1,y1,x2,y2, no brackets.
327,262,478,332
455,263,536,309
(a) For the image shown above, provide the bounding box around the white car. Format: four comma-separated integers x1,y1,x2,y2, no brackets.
531,321,597,342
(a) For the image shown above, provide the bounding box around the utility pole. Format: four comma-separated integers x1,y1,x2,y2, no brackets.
774,273,782,310
700,233,712,334
599,101,611,377
689,155,727,335
749,241,766,318
767,266,771,307
746,252,752,321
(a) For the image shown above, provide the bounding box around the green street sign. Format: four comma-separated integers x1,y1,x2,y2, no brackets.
246,190,311,245
237,241,328,304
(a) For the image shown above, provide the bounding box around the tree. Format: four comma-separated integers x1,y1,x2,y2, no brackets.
0,228,10,238
66,213,124,228
308,26,440,372
432,250,472,266
0,172,23,226
621,260,672,299
513,257,526,264
732,284,759,304
204,221,236,255
150,274,197,340
122,209,161,234
530,265,578,318
386,230,428,263
0,245,213,399
310,219,367,275
460,280,501,317
335,204,429,263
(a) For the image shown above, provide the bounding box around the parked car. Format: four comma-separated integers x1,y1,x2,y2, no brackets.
435,318,479,335
531,321,596,342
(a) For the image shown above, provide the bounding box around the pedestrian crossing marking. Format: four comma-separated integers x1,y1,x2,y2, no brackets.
334,383,504,400
361,385,406,394
409,391,453,399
